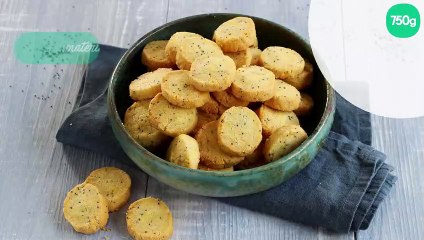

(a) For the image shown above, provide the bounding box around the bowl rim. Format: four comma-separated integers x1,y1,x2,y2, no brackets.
108,13,335,177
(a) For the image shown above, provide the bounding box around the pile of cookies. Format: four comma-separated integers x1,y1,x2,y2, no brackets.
63,167,174,239
125,17,314,171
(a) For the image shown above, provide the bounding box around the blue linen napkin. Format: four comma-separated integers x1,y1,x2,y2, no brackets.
56,44,396,233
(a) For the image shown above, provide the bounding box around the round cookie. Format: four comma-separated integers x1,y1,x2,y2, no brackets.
126,197,173,240
198,164,234,172
264,80,301,111
256,104,299,137
284,61,314,90
263,125,308,162
213,17,256,52
217,107,262,156
250,48,262,65
212,89,249,108
189,55,236,91
224,49,252,68
294,93,314,116
199,97,220,115
195,121,244,169
260,46,305,79
85,167,131,212
191,111,219,136
161,70,210,108
166,134,200,169
176,37,223,70
141,40,175,70
231,66,276,102
236,143,267,170
63,183,109,234
165,32,203,63
148,93,198,137
124,101,168,148
129,68,172,101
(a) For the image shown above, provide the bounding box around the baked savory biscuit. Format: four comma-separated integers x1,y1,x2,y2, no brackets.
84,167,131,212
212,89,249,108
217,107,262,156
284,61,313,90
129,68,172,101
231,66,276,102
126,197,173,240
124,101,168,148
218,103,229,115
256,104,299,137
260,46,305,79
166,134,200,169
165,32,203,63
294,93,314,116
199,97,220,115
189,55,236,91
63,183,109,234
196,121,244,169
236,143,266,170
263,125,308,162
141,40,175,70
192,111,219,136
250,48,262,65
213,17,256,52
149,93,198,137
198,164,234,172
224,49,252,68
264,80,301,111
161,70,210,108
176,37,223,70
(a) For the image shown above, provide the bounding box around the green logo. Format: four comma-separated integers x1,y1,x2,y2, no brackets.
386,4,420,38
14,32,99,64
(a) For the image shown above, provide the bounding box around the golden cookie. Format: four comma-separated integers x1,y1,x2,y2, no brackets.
231,66,276,102
213,17,256,52
129,68,173,101
195,121,244,169
263,125,308,162
260,46,305,79
264,80,301,111
250,48,262,65
198,164,234,172
124,101,168,148
218,103,229,115
176,37,223,70
251,36,258,48
161,70,210,108
63,183,109,234
165,32,203,63
212,89,249,108
166,134,200,169
217,107,262,156
236,143,266,170
141,40,175,70
284,61,313,90
189,55,236,91
126,197,173,240
199,97,220,115
294,93,314,116
224,49,252,68
84,167,131,212
256,104,299,137
148,93,198,137
191,111,219,136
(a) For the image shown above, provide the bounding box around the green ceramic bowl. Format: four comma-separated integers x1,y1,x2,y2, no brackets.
108,13,335,197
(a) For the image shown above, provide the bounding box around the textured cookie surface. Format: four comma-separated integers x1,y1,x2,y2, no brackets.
231,66,276,102
256,105,299,137
217,107,262,156
264,80,301,111
129,68,172,101
236,143,266,170
213,17,256,52
260,46,305,79
294,93,314,116
149,93,198,137
199,97,220,115
141,40,175,70
63,183,109,234
161,70,210,108
176,37,223,70
165,32,203,63
196,121,244,169
84,167,132,212
284,61,313,90
189,55,236,91
191,111,219,136
263,125,308,162
212,89,249,108
166,134,200,169
225,49,252,68
249,48,262,65
124,101,168,148
126,197,173,240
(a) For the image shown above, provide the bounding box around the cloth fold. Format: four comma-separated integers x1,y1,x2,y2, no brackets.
56,44,396,233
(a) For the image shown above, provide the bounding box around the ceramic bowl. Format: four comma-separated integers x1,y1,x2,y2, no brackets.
108,13,335,197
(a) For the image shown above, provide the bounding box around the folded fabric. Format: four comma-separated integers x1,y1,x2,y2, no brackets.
56,44,396,233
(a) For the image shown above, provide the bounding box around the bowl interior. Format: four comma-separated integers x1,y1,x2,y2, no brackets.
111,13,329,163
